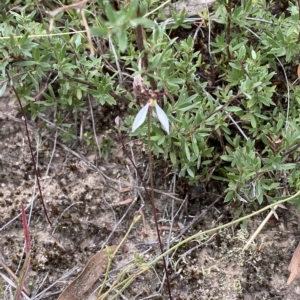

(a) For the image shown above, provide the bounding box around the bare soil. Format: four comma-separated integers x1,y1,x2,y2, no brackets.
1,1,300,299
1,91,300,300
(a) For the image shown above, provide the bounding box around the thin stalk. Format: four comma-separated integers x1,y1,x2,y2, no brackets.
13,256,31,300
147,109,172,299
117,119,172,298
7,71,52,226
135,6,157,91
298,0,300,41
226,0,232,61
14,204,32,300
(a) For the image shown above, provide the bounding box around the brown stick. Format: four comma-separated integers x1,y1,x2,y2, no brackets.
135,7,157,91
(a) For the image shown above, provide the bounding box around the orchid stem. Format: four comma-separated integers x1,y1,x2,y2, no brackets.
147,109,172,299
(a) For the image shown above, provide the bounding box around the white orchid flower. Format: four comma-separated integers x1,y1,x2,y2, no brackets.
132,98,169,134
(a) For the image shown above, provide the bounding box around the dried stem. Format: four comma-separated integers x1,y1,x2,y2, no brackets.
7,71,52,226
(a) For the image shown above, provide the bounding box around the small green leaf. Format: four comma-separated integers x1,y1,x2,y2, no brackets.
187,167,194,177
226,106,243,112
117,31,128,52
129,18,155,28
185,141,191,161
151,53,163,69
192,137,199,156
105,3,117,23
14,61,37,66
220,155,233,162
224,191,234,202
170,152,176,165
250,114,257,128
90,26,109,37
76,89,82,100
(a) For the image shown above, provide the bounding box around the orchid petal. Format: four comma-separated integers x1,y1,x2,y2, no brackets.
155,103,169,134
132,103,150,132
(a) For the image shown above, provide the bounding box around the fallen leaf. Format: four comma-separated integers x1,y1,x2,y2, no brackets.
122,243,129,253
136,230,148,238
57,245,117,300
159,226,180,232
112,198,133,206
297,65,300,78
287,242,300,285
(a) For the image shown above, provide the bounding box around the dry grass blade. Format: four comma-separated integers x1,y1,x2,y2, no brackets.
287,241,300,285
244,205,283,250
57,245,117,300
14,204,32,300
45,0,90,17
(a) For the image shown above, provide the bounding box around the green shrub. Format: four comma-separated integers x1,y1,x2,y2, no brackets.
1,0,300,206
